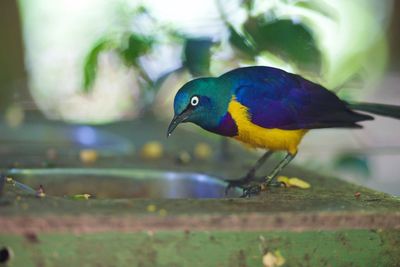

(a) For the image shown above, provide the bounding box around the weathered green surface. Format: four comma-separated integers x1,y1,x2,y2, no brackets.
1,230,400,267
0,114,400,266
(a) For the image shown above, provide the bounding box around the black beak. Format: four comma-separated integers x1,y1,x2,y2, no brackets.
167,108,193,137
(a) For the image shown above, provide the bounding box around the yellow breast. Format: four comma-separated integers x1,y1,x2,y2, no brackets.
228,97,307,155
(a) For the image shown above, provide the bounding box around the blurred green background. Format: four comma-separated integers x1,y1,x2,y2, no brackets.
0,0,400,195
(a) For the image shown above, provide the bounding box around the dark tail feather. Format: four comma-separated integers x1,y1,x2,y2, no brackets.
347,102,400,119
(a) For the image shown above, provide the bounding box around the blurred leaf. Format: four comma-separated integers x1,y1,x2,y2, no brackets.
119,34,153,66
184,38,213,76
243,17,322,71
228,25,258,59
334,153,371,178
135,5,149,15
82,39,115,92
82,33,153,93
241,0,254,13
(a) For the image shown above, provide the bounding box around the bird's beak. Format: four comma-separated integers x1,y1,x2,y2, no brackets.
167,108,193,137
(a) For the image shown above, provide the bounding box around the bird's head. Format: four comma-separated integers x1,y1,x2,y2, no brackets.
167,77,230,137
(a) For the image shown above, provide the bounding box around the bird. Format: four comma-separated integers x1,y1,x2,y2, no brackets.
167,66,400,197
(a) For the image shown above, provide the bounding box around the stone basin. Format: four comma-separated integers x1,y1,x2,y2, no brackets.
4,168,241,199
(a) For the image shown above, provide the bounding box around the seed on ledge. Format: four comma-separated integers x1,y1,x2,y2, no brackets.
79,149,99,164
147,204,157,212
140,141,163,160
176,151,191,165
194,143,212,160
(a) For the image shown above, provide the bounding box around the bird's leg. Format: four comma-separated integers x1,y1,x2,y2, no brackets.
264,152,297,185
242,152,297,197
225,151,273,194
244,150,274,181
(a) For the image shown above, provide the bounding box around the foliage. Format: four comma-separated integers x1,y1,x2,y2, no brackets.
119,34,153,67
230,17,321,72
83,34,153,92
184,38,214,76
83,39,116,92
81,0,389,99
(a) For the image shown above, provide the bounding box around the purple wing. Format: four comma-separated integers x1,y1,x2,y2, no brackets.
228,67,373,130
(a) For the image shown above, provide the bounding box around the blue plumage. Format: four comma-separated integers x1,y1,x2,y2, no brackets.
220,66,373,130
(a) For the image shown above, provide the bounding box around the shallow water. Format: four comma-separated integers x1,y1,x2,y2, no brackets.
5,168,241,199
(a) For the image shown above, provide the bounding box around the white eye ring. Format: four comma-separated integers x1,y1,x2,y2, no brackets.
190,96,199,106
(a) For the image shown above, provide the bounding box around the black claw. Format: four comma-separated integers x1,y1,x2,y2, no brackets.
240,184,262,198
224,175,254,195
226,178,285,197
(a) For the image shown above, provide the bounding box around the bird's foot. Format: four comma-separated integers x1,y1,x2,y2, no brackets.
240,181,284,198
241,184,262,198
224,172,255,195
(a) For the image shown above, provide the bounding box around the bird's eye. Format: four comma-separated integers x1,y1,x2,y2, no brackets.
190,96,199,106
